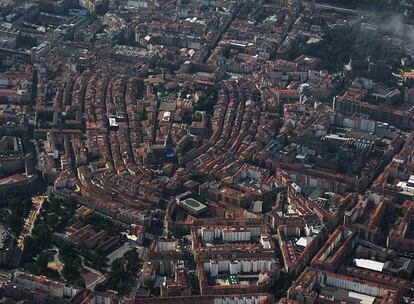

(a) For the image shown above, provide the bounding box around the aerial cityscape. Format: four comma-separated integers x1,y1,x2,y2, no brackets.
0,0,414,303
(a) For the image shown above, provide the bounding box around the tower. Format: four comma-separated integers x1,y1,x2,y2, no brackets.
24,154,34,176
164,131,176,161
278,96,285,117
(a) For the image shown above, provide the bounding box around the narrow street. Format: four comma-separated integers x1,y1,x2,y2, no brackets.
17,195,45,249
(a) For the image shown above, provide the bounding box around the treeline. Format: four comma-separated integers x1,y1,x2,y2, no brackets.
95,249,142,295
0,197,32,237
289,24,394,71
22,195,83,285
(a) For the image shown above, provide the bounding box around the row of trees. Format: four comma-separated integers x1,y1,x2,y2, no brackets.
289,23,395,71
59,244,84,287
95,249,142,295
80,214,122,237
22,194,81,284
25,250,60,280
23,193,132,288
0,197,32,237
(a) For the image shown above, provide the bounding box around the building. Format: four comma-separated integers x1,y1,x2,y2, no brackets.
287,268,402,304
79,0,107,13
0,225,13,266
130,293,275,304
311,226,357,272
3,271,79,303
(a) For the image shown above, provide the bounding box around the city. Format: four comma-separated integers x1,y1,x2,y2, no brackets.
0,0,413,303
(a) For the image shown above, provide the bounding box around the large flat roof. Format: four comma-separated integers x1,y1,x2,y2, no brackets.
354,258,384,272
179,198,207,215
